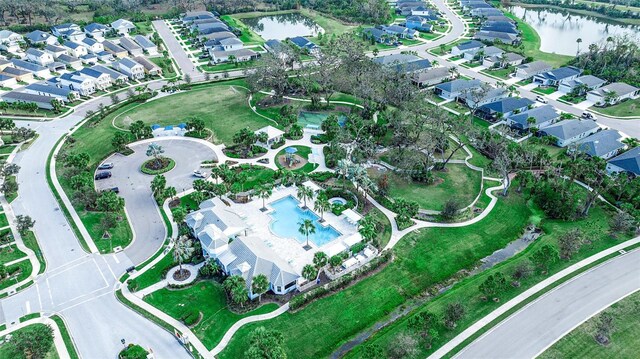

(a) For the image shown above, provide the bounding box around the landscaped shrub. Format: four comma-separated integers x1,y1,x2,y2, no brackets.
308,171,335,182
119,344,148,359
350,242,366,254
182,309,200,326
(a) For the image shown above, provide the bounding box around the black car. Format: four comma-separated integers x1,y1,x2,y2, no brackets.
95,171,112,180
105,187,119,194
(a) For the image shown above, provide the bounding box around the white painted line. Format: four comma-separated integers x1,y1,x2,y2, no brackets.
102,255,118,282
25,301,30,313
36,282,43,312
92,257,109,287
46,277,54,307
112,254,120,264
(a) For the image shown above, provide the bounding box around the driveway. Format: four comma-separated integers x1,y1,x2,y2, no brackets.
455,248,640,359
96,137,219,264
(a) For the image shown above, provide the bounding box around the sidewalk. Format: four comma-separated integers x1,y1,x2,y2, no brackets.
0,316,71,359
429,235,640,359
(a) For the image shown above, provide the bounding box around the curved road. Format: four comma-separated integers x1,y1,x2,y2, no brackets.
454,248,640,358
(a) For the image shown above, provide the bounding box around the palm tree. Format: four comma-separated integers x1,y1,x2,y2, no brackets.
302,264,317,281
576,38,582,55
298,219,316,249
256,183,273,211
296,185,314,209
173,236,194,273
314,192,331,222
210,164,223,184
358,215,377,243
431,60,439,67
313,251,327,268
251,274,269,302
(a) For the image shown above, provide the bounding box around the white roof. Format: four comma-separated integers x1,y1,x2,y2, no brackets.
343,232,363,247
343,257,358,268
326,242,348,257
255,125,284,139
342,208,362,223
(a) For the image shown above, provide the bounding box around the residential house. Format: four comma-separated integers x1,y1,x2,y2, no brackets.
199,31,236,42
92,65,128,84
255,125,285,148
383,25,418,39
573,129,626,159
506,104,559,130
59,72,96,96
1,67,34,82
193,22,229,35
209,48,257,64
473,30,519,45
24,83,79,103
586,82,639,106
451,40,484,56
133,35,158,55
10,59,50,78
482,52,524,69
102,40,128,59
434,78,482,100
111,19,136,36
264,39,285,53
607,147,640,177
480,23,519,34
51,23,81,37
182,11,217,23
2,91,56,109
0,59,10,72
95,51,114,62
373,53,420,65
0,74,16,87
538,119,600,147
515,60,552,79
0,30,22,52
412,67,451,87
47,62,66,73
26,48,54,66
410,6,435,16
80,53,98,65
79,67,112,90
84,23,109,41
118,37,143,57
288,36,320,55
405,16,433,32
208,37,243,52
80,37,104,54
471,8,504,17
463,45,503,61
457,87,509,108
25,30,58,46
133,56,162,76
557,75,606,95
362,27,393,45
477,97,534,120
533,66,582,87
485,15,514,23
57,54,83,70
44,44,67,58
63,41,88,58
112,58,145,80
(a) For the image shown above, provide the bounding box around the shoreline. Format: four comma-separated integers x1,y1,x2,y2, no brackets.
508,2,640,26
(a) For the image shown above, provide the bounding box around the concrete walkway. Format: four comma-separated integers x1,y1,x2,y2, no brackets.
0,316,71,359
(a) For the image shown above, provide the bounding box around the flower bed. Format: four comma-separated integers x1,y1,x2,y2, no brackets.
140,157,175,175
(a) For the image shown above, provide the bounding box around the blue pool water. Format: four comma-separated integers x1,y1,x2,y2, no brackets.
269,196,341,247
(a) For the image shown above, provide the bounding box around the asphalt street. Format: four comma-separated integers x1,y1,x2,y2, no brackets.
96,138,219,264
455,248,640,358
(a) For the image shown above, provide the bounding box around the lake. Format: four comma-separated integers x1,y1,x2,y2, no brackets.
508,5,639,56
242,13,324,41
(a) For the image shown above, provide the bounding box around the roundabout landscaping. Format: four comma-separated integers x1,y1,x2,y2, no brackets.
141,156,175,175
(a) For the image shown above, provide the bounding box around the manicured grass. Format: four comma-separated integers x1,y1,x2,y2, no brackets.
369,164,482,211
275,145,318,173
540,290,640,359
236,165,276,191
201,61,256,73
0,259,32,290
112,83,276,146
0,212,8,227
347,200,626,359
81,210,133,253
219,192,533,358
4,175,17,203
559,94,587,104
148,56,177,77
22,230,46,274
144,281,280,349
0,323,59,359
0,244,27,263
443,100,470,114
420,32,442,40
480,66,514,80
51,315,80,359
592,98,640,118
368,206,392,248
533,86,557,95
0,145,16,155
220,15,265,45
140,157,175,175
128,251,174,291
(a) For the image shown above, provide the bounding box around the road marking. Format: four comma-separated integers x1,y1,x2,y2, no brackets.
46,277,54,307
112,254,120,264
92,257,110,287
58,289,112,312
102,255,119,282
36,282,43,312
25,301,30,314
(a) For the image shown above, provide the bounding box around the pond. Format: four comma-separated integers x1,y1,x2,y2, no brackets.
508,5,639,56
298,111,347,128
242,13,324,41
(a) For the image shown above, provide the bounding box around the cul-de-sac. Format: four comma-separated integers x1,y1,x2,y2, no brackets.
0,0,638,358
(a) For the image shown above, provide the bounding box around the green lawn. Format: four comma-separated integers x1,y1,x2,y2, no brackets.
236,165,277,190
533,86,557,95
0,212,8,227
540,290,640,359
112,83,276,146
22,231,45,275
82,210,133,253
220,15,265,45
0,244,28,264
480,66,514,80
0,259,32,290
369,164,482,211
0,145,16,155
128,251,174,291
51,315,80,359
0,323,59,359
275,145,318,173
420,32,442,41
592,98,640,118
201,61,256,73
149,56,177,77
219,192,533,358
443,100,470,114
144,281,280,349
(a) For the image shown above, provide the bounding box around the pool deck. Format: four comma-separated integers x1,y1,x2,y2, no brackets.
221,185,360,274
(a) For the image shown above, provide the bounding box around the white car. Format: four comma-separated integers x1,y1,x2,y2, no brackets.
535,96,548,104
193,170,207,178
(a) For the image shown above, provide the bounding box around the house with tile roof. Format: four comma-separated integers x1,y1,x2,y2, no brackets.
506,104,559,130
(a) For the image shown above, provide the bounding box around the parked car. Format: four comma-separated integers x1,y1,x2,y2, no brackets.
193,170,207,178
535,96,548,104
581,112,596,120
98,162,114,170
95,171,112,180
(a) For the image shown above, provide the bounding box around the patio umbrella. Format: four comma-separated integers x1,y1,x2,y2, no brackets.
285,147,298,154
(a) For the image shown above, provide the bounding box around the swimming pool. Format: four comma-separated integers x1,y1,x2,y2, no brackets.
298,111,347,128
269,196,341,247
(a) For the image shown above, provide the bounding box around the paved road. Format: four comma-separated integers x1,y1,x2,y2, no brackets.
153,20,201,78
455,248,640,359
97,138,219,263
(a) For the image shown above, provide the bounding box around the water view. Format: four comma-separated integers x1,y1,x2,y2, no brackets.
269,196,341,247
508,5,639,56
242,13,323,41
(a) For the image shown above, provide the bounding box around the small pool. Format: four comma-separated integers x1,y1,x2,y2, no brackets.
298,111,348,128
269,196,341,247
329,197,347,205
